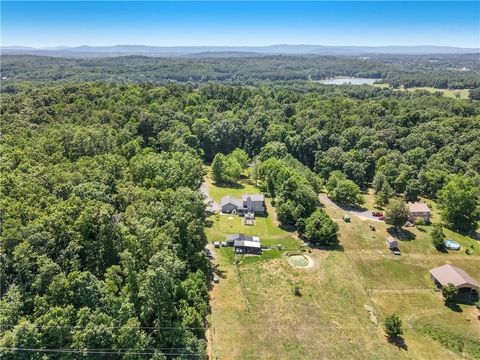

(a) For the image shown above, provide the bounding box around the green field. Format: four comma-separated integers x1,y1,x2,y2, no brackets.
370,83,471,99
404,87,470,99
206,176,480,359
205,173,260,204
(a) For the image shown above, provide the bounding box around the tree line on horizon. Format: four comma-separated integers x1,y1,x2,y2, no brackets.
2,54,479,91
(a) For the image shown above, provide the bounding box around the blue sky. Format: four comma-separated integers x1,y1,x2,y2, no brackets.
1,1,479,48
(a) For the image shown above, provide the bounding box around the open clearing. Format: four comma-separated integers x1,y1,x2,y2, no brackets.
206,174,480,359
403,86,470,99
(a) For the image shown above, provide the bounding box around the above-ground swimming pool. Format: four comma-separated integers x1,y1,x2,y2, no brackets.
444,240,461,251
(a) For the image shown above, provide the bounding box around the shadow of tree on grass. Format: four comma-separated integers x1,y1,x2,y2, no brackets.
387,336,408,351
387,227,416,241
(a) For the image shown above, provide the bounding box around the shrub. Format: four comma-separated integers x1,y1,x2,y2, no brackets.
384,314,403,339
430,224,445,251
414,217,426,226
441,283,458,304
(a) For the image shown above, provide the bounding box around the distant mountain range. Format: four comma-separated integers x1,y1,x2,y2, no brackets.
1,44,478,57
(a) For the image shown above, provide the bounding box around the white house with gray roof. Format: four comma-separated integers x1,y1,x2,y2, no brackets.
220,194,265,214
226,233,262,254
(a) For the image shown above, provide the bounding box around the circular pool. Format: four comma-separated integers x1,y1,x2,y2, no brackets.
286,253,311,268
444,240,461,251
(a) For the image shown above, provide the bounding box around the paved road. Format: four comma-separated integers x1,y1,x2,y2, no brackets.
352,209,383,222
200,182,220,212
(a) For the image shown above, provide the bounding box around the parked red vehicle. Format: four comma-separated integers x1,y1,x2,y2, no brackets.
372,211,383,217
379,216,385,221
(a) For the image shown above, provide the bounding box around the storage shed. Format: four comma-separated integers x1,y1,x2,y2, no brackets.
386,236,398,249
234,240,262,254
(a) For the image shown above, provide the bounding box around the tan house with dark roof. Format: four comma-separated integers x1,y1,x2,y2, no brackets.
407,202,431,223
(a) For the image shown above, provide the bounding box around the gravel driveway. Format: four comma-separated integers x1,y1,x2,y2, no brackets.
200,182,220,212
318,193,382,222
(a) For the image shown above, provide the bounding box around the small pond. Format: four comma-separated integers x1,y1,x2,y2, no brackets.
287,254,309,267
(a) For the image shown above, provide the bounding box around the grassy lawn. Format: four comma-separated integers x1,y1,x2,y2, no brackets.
204,169,260,203
205,173,301,265
207,176,404,359
320,190,480,359
206,174,480,359
209,250,410,359
367,84,471,99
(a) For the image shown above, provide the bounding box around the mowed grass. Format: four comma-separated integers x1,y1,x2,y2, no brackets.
320,190,480,359
207,177,407,359
206,173,480,359
205,175,302,265
209,251,410,359
372,291,480,360
204,171,260,204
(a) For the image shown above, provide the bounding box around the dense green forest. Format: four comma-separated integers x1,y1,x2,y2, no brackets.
2,54,479,90
1,80,480,358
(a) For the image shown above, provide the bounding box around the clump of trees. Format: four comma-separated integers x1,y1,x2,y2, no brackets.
385,199,409,229
373,172,394,207
304,209,339,246
438,176,480,233
326,171,364,207
211,148,249,184
259,155,319,227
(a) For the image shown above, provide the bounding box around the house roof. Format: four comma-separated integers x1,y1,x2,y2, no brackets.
429,264,480,289
234,240,261,248
242,194,265,202
407,202,430,213
226,233,260,242
220,196,243,207
386,236,398,244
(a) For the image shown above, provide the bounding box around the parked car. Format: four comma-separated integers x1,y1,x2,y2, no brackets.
372,211,383,217
213,275,220,283
343,214,351,222
214,242,220,248
391,248,401,256
378,216,385,221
